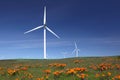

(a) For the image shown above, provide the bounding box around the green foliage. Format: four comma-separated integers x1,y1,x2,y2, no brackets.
0,56,120,80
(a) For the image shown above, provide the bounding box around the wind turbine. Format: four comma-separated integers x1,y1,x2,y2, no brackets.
24,6,60,59
72,42,80,57
62,52,68,58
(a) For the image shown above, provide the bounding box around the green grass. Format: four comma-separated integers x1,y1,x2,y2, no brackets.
0,56,120,80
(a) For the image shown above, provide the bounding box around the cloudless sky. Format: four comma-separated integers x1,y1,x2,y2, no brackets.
0,0,120,59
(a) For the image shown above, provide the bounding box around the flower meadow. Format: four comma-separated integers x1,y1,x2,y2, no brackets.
0,57,120,80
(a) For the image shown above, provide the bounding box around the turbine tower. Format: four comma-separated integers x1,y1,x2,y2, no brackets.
24,6,60,59
72,42,80,57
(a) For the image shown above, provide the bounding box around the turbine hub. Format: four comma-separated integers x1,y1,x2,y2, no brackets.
44,24,47,28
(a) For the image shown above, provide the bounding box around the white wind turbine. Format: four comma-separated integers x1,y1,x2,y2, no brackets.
62,52,68,58
72,42,80,57
24,6,60,59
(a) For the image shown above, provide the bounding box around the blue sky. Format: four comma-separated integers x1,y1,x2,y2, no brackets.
0,0,120,59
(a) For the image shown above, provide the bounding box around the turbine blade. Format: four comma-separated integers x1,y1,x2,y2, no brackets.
24,25,43,34
46,27,60,39
72,49,76,54
44,6,46,24
75,42,77,49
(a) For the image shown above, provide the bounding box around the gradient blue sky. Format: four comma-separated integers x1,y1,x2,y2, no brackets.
0,0,120,59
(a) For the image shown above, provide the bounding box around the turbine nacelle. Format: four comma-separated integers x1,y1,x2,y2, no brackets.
43,22,46,28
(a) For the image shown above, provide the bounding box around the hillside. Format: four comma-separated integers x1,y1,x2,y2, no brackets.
0,56,120,80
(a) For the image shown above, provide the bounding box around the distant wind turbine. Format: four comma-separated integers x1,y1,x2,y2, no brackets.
72,42,80,57
62,52,68,58
24,6,60,59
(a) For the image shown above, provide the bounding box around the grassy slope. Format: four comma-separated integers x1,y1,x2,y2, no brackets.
0,56,120,80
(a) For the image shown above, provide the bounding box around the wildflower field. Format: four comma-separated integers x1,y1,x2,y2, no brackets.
0,56,120,80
